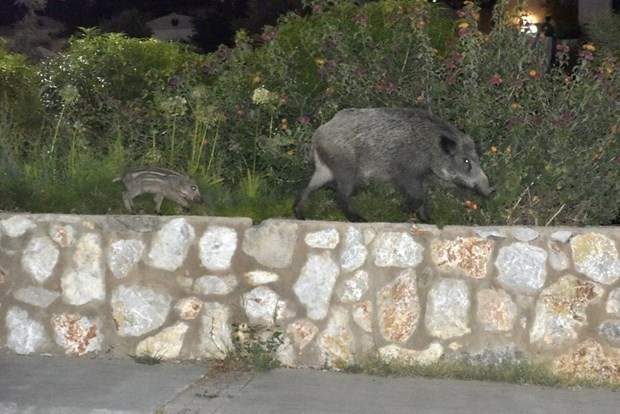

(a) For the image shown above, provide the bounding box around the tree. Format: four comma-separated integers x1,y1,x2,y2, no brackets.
191,6,237,52
232,0,303,35
99,8,153,38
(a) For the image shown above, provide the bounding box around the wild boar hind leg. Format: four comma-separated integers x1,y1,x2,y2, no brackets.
294,154,335,220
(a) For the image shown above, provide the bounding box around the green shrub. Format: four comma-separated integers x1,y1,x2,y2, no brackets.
0,0,618,226
40,28,197,106
0,40,43,126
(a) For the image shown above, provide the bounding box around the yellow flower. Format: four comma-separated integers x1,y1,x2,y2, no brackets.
511,102,522,110
253,75,262,83
315,57,325,66
458,22,469,30
416,95,425,102
491,146,497,153
287,149,294,157
583,43,596,52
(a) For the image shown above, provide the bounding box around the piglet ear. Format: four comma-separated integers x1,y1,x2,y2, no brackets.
440,134,458,156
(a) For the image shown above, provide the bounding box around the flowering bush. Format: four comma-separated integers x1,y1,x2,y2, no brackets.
0,0,617,224
202,0,618,225
429,0,619,226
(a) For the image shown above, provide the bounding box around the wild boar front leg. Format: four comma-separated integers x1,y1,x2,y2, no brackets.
399,180,430,223
153,193,165,215
167,193,191,210
122,191,136,214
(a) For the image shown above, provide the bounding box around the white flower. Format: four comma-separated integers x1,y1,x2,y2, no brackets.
252,87,279,106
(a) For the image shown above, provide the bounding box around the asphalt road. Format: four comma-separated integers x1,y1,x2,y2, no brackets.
1,354,618,414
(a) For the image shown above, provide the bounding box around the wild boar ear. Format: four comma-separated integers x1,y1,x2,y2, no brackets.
439,134,458,156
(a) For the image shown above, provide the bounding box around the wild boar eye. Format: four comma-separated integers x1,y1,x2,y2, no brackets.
463,158,472,171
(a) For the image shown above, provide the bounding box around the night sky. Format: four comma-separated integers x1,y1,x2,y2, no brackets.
1,0,248,27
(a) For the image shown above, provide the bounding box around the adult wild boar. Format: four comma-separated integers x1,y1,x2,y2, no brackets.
114,166,203,214
293,108,494,222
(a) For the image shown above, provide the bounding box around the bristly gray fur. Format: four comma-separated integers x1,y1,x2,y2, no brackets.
294,108,494,222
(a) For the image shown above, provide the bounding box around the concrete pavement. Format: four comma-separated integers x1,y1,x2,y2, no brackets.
1,354,619,414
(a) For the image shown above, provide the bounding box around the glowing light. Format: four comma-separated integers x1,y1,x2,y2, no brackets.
519,14,539,35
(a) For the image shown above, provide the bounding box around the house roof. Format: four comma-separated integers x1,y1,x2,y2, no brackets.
146,13,193,31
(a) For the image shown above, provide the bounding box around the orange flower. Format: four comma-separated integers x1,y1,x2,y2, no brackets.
529,69,537,78
465,200,478,211
416,95,425,102
491,146,497,153
458,22,469,30
583,43,596,52
253,75,262,83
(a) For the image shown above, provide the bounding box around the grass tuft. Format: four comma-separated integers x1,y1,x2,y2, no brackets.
339,356,620,391
129,351,164,365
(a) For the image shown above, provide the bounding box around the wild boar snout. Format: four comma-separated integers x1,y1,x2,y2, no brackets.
476,176,495,198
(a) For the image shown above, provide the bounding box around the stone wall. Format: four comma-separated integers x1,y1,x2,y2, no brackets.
1,214,619,381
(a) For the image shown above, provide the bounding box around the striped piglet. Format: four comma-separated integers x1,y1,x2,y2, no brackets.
114,166,203,214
